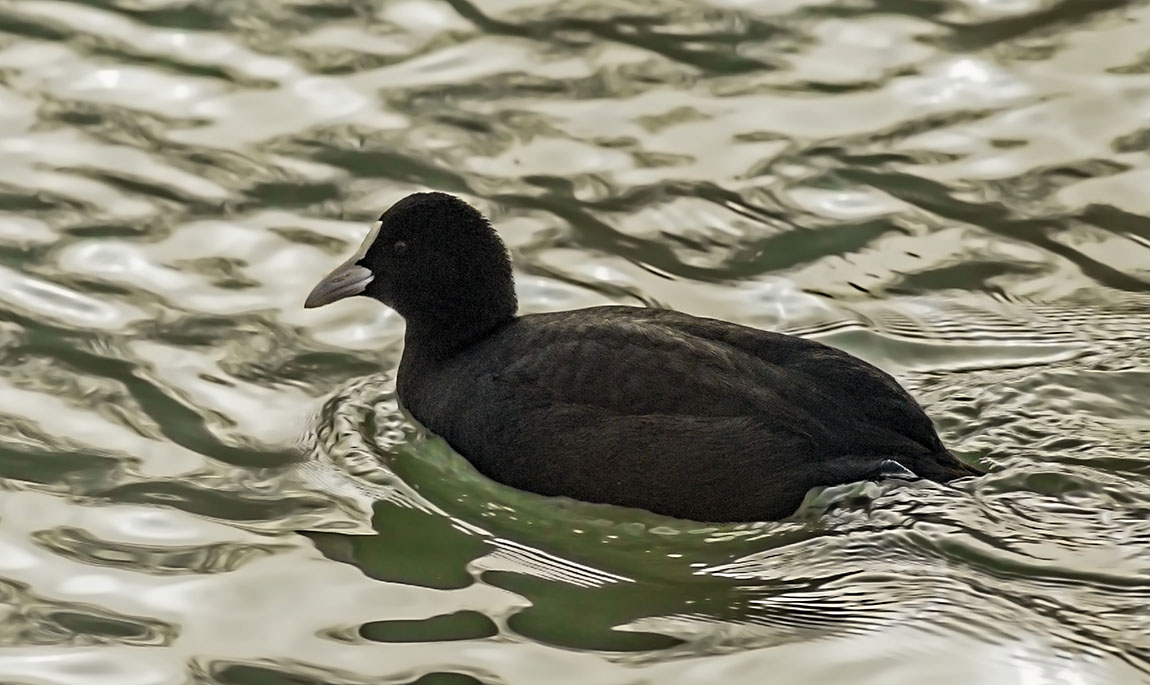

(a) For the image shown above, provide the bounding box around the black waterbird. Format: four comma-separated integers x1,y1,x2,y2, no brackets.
305,192,981,522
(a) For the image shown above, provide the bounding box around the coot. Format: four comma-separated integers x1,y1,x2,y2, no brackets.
305,192,980,522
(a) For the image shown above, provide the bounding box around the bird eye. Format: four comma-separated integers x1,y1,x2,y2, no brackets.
394,240,408,254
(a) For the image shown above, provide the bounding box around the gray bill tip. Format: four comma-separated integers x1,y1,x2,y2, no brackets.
304,262,374,309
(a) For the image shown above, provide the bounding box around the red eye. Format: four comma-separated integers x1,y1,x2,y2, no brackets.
394,240,408,254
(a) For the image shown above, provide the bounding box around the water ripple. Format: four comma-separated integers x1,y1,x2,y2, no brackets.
1,0,1149,682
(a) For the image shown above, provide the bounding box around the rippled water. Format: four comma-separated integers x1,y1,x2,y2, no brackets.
1,0,1149,682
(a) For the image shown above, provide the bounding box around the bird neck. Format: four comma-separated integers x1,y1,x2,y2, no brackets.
396,305,514,408
398,286,517,361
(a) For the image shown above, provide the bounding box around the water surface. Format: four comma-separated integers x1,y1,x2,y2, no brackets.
1,0,1149,683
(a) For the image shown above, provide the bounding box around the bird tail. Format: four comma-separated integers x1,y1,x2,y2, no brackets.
907,451,985,483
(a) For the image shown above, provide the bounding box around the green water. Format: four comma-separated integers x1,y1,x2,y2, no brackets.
1,0,1149,683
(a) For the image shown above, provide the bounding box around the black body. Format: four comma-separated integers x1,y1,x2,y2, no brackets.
309,192,981,522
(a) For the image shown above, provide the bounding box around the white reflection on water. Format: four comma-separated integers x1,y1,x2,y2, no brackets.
0,266,145,329
0,0,1148,682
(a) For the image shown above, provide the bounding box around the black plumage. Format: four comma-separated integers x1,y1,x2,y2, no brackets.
305,192,981,522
